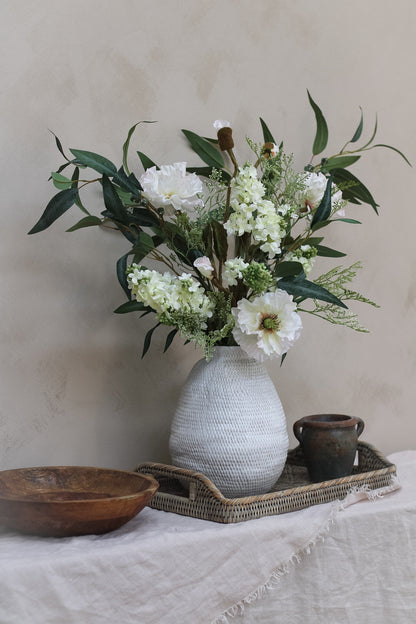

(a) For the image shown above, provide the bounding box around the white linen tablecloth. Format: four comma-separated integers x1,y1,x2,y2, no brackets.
0,451,413,624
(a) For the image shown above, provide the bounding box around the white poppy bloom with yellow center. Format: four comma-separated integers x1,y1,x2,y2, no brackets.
232,290,302,361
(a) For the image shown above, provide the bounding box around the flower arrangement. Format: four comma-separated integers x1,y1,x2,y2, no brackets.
30,93,409,361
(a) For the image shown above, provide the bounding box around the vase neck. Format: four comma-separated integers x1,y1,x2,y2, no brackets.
212,346,257,364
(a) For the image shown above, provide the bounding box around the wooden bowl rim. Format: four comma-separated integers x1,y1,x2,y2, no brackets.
0,466,159,504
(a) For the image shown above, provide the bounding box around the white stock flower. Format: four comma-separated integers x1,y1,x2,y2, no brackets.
232,290,302,362
193,256,214,278
223,257,249,286
127,265,214,323
224,164,266,236
224,202,254,236
230,164,265,205
127,267,178,316
285,245,317,276
252,199,285,258
176,274,214,319
213,119,231,131
139,162,203,212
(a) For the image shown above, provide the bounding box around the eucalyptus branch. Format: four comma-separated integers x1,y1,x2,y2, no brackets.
78,177,102,189
148,249,181,275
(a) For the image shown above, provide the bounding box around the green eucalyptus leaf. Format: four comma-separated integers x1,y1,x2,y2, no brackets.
131,231,154,263
274,261,304,278
331,168,379,212
49,130,70,161
52,161,73,177
71,167,90,215
314,244,346,258
69,149,117,176
311,217,361,231
333,217,362,224
116,254,131,299
51,172,72,190
115,186,135,205
186,166,213,177
202,223,213,258
259,118,276,144
128,208,160,228
307,90,328,155
102,174,126,222
350,107,363,143
321,155,361,172
122,121,156,175
114,300,151,314
115,167,142,197
142,322,161,358
211,221,228,263
71,166,79,186
66,215,102,232
311,219,331,231
305,236,324,245
152,234,165,248
371,143,412,166
278,276,347,308
182,129,225,169
202,136,219,144
311,175,333,227
137,151,158,171
360,115,378,149
163,328,178,353
28,188,78,234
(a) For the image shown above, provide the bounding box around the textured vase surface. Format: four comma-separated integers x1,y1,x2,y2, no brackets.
169,346,289,498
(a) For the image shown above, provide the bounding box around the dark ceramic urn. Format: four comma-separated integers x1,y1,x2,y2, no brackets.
293,414,364,483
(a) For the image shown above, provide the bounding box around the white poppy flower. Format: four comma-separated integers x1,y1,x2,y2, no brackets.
193,256,214,278
139,162,203,212
302,172,344,215
231,290,302,361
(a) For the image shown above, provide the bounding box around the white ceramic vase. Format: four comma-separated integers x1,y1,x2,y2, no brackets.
169,346,289,498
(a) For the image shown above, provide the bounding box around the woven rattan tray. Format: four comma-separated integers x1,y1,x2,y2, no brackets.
136,442,396,523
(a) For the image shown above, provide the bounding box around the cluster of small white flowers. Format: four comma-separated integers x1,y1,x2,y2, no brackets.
285,244,317,276
127,265,214,323
223,257,249,286
224,164,285,257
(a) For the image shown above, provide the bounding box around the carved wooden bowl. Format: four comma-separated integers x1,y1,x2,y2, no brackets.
0,466,159,537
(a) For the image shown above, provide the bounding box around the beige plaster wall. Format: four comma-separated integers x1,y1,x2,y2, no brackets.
1,0,415,471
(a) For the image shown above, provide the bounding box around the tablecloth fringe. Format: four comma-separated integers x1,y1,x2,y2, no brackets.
212,477,401,624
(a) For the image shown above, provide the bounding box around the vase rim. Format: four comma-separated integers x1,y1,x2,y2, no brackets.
298,414,359,428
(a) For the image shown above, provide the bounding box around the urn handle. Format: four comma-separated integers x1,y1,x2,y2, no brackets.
355,416,364,438
293,418,306,443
